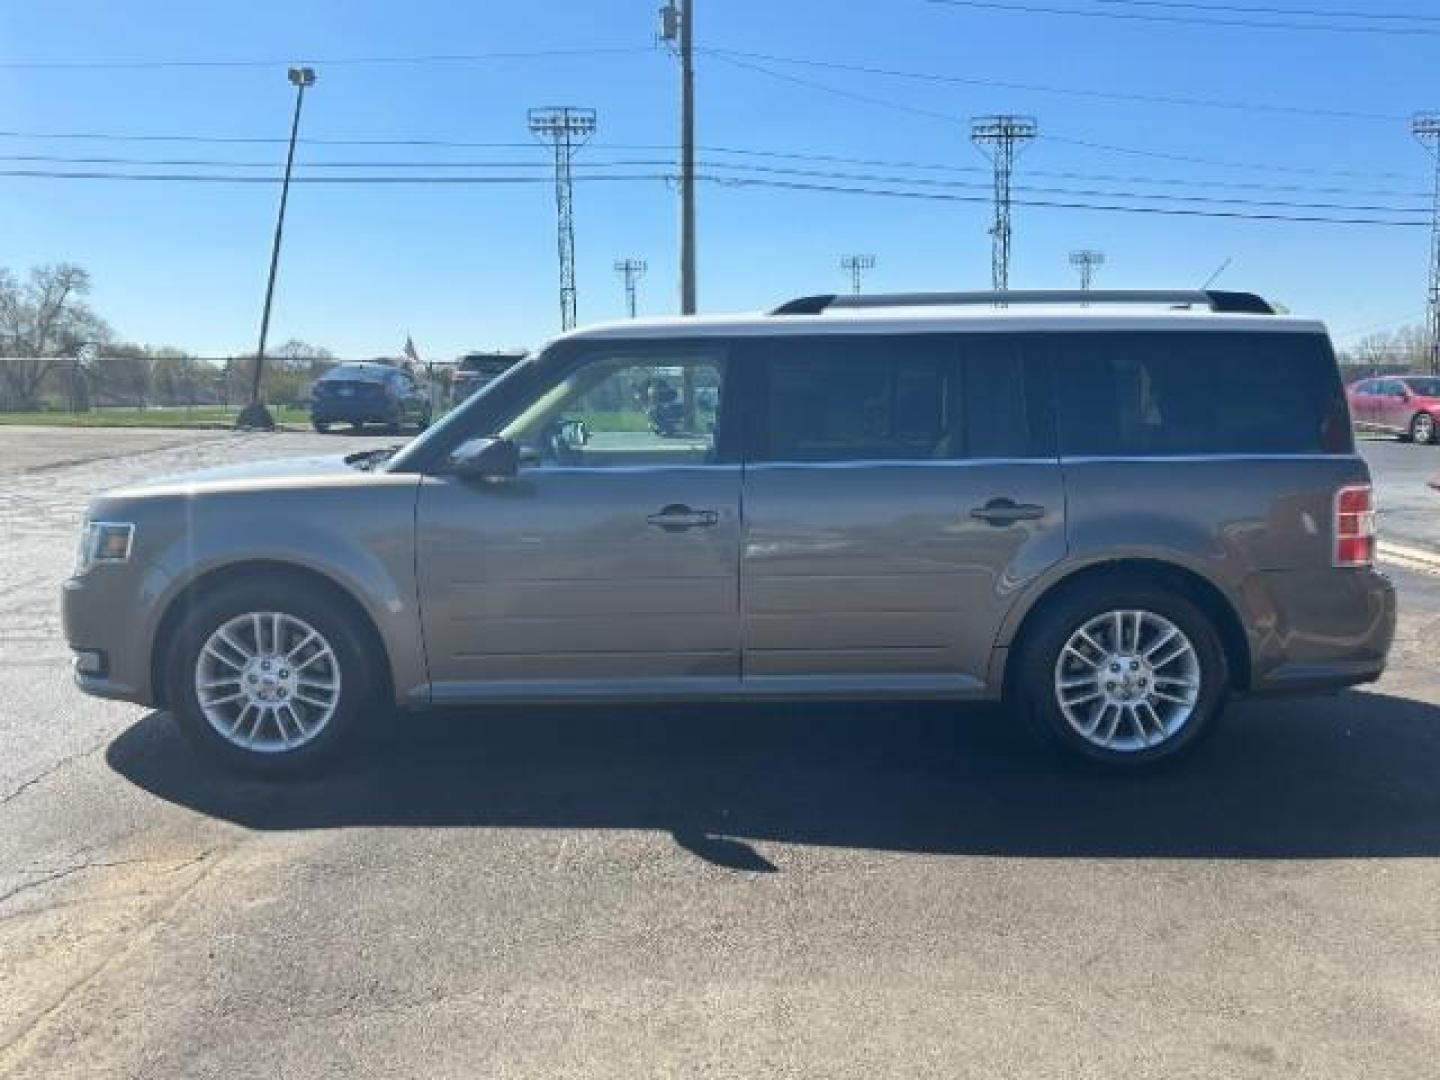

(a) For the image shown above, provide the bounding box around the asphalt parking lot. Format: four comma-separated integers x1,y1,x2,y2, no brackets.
2,427,1439,1078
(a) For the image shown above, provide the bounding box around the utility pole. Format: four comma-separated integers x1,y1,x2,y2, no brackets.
614,258,648,317
529,106,597,331
1069,249,1105,293
971,115,1037,295
1414,112,1440,375
660,0,696,314
240,65,315,430
840,254,876,295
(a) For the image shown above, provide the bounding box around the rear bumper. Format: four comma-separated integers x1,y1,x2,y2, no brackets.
1246,568,1395,694
312,402,400,423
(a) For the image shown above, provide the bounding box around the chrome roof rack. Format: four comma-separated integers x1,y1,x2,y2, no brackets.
769,290,1276,316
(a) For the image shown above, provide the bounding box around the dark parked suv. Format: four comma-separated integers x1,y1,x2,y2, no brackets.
310,361,431,433
64,291,1394,776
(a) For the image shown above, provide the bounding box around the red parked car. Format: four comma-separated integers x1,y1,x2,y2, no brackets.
1347,375,1440,444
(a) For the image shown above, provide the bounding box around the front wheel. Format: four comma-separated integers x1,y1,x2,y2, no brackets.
1410,411,1436,445
312,420,331,434
165,578,377,777
1014,582,1228,769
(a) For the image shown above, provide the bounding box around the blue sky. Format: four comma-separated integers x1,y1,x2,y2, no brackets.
0,0,1435,359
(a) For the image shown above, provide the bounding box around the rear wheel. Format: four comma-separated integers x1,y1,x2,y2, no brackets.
1014,581,1228,769
312,420,330,434
165,577,377,777
1410,411,1436,445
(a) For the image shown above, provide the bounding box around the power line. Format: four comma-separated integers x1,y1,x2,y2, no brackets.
1045,133,1414,179
705,50,957,123
705,50,1418,182
702,46,1404,123
925,0,1440,35
8,156,1426,214
705,175,1428,227
0,164,1424,224
1085,0,1440,23
1,162,1429,215
0,46,654,71
1,151,1430,203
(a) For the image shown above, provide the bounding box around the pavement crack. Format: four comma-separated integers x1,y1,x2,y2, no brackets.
0,850,218,909
0,735,113,808
0,843,238,1071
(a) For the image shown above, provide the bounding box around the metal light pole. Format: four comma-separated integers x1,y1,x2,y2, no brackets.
239,65,315,430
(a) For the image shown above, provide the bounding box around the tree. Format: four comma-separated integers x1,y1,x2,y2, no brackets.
0,263,112,409
228,339,336,407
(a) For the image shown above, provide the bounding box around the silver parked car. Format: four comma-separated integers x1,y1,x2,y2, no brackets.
63,291,1395,776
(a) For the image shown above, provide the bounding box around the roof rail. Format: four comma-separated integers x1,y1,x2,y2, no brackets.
770,290,1276,316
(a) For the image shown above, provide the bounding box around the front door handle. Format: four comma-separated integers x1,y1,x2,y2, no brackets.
970,498,1046,526
646,504,720,531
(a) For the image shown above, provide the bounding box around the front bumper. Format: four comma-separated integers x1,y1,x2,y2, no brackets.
62,570,154,706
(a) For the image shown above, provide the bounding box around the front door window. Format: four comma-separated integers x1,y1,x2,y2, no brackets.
501,353,725,469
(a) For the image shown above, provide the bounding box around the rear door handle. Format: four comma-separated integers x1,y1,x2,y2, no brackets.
646,504,720,531
970,498,1046,526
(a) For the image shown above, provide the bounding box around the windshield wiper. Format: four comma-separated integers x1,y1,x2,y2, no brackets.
344,445,403,471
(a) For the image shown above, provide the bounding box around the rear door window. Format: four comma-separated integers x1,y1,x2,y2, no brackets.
1051,332,1350,456
758,336,957,462
752,334,1053,463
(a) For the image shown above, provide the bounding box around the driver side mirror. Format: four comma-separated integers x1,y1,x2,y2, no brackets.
448,436,519,480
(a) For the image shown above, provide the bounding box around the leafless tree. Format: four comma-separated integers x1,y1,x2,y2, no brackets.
0,263,112,408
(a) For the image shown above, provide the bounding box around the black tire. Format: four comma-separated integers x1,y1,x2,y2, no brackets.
1012,579,1229,770
312,420,331,434
416,409,432,432
1410,412,1437,445
164,576,379,778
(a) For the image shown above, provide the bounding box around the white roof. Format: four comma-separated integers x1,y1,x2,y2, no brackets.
569,304,1327,342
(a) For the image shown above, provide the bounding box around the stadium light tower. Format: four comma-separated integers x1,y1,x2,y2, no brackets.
840,253,876,294
1070,249,1105,293
529,106,597,331
614,258,648,318
971,115,1038,295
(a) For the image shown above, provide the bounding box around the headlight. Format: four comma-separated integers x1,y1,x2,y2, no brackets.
75,521,135,573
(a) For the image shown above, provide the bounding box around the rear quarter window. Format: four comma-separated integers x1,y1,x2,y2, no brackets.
1050,331,1351,457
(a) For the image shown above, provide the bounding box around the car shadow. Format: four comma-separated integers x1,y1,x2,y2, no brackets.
107,689,1440,868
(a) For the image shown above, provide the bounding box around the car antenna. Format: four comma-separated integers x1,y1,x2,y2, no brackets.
1201,257,1233,290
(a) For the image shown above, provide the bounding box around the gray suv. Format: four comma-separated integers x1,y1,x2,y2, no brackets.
63,290,1395,775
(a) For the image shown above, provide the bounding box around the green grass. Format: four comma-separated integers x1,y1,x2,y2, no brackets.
0,406,312,429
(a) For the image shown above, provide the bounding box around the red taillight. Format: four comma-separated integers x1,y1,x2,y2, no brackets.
1334,483,1376,567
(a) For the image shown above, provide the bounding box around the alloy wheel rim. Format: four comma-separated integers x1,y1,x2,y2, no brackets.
194,612,341,753
1416,414,1434,442
1053,609,1201,753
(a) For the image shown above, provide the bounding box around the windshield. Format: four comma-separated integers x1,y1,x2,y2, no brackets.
1404,377,1440,397
384,349,541,472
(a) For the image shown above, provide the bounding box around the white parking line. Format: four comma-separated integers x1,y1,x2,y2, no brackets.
1378,540,1440,577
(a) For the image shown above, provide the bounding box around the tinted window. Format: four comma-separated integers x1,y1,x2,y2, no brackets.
1406,377,1440,396
322,363,389,383
1052,332,1349,456
760,336,957,462
962,335,1053,459
755,334,1051,463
